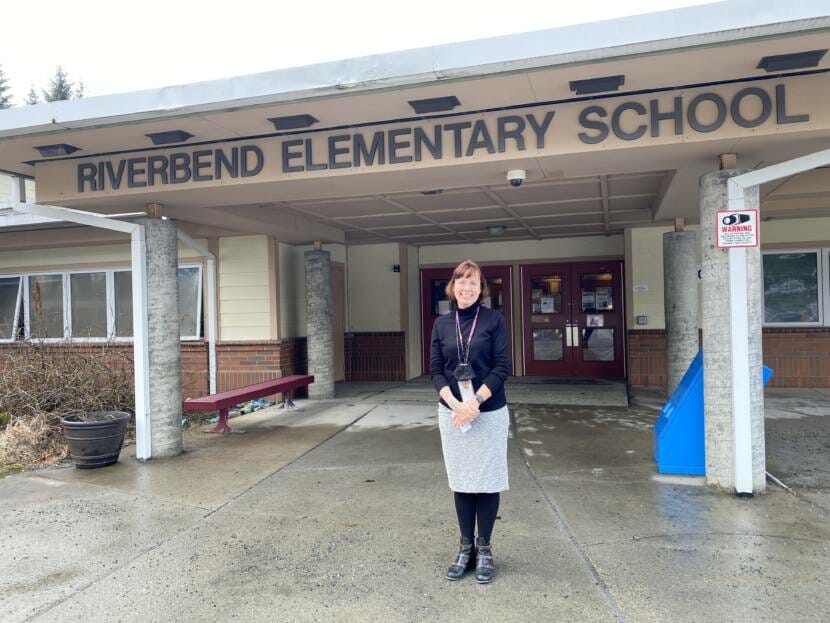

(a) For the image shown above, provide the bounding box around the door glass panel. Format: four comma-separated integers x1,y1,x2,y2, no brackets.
580,272,613,312
431,279,450,315
483,277,504,312
582,328,614,361
532,329,564,360
530,275,562,314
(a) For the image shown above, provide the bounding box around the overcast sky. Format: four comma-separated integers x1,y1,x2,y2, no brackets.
1,0,714,106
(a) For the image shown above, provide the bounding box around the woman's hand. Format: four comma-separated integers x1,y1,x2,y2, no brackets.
452,398,480,428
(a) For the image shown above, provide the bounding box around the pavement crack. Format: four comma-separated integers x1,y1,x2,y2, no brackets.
584,531,830,547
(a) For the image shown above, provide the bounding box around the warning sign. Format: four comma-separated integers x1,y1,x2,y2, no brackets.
716,209,758,248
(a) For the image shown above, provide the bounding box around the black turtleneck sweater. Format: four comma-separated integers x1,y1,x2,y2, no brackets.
430,302,511,412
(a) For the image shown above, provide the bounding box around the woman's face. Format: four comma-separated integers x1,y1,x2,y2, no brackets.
453,270,482,309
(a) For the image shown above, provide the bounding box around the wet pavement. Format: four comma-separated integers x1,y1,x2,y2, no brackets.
1,382,828,622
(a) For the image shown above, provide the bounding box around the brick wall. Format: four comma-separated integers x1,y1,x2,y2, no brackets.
627,328,830,388
762,328,830,387
215,338,307,396
627,330,668,387
344,332,406,382
0,337,310,402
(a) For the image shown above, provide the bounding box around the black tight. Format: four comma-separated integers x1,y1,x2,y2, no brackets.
453,492,500,544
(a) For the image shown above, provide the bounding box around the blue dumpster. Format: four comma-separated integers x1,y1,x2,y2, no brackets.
653,350,773,475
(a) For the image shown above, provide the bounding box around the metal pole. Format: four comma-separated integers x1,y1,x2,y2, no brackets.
131,227,152,460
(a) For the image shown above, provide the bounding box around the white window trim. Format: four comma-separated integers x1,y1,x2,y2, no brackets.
23,270,69,342
761,247,825,328
2,264,204,343
0,274,23,344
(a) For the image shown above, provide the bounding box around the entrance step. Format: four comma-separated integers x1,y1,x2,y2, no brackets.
335,378,628,407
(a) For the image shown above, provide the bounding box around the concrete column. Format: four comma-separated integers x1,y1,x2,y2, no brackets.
305,249,334,399
699,170,765,492
142,218,183,458
662,230,698,395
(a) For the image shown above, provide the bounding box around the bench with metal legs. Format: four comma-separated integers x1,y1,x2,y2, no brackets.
183,375,314,434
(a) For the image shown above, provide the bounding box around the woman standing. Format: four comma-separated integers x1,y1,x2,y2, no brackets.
430,259,511,584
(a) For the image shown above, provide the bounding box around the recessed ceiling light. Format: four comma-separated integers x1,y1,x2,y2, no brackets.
757,49,827,72
34,143,80,157
408,96,461,114
145,130,194,145
487,225,507,236
268,114,319,131
569,75,625,95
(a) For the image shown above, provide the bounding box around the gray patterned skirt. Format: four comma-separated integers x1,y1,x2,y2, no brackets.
437,403,510,493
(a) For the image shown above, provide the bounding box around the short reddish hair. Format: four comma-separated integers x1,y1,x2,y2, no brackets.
445,259,489,305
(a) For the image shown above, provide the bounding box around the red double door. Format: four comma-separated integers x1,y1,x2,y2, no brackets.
420,261,625,379
521,261,625,378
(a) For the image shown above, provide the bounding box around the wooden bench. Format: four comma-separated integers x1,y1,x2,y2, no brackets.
183,374,314,434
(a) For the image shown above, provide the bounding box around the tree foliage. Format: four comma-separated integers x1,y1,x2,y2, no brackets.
0,66,12,109
24,86,40,106
42,65,78,102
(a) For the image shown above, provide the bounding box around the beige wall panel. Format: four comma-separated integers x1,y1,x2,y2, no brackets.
220,327,272,342
219,270,269,288
0,240,204,272
760,216,830,245
221,299,270,314
407,244,422,379
219,236,271,341
278,242,346,338
626,225,702,330
420,235,624,265
278,242,300,338
347,243,401,332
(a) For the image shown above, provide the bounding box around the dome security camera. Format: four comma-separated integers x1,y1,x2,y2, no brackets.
507,169,526,187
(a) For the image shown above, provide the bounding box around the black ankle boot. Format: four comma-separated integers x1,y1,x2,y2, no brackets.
474,537,495,583
446,537,476,581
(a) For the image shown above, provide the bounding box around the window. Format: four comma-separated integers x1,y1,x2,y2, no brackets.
0,265,203,341
0,276,22,342
762,249,827,326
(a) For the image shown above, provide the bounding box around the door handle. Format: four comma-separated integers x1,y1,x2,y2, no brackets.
571,325,580,348
565,324,572,347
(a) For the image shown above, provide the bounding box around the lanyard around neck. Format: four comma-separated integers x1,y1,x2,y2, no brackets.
455,305,480,365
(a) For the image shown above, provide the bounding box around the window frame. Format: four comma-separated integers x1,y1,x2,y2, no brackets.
178,263,203,342
1,264,204,343
24,270,70,341
761,247,826,328
67,268,112,342
0,274,23,344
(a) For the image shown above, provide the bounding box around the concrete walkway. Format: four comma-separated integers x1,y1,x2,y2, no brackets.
1,384,828,622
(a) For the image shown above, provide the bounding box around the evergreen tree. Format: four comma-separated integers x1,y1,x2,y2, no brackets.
42,66,76,102
75,80,85,99
24,85,39,105
0,66,12,109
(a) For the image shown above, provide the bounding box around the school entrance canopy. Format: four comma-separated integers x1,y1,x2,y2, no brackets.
1,0,830,494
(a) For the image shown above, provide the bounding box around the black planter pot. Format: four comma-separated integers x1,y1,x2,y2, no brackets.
61,411,131,469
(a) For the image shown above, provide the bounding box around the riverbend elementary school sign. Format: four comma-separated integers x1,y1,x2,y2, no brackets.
74,84,811,193
28,75,824,202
